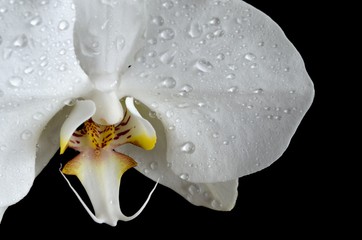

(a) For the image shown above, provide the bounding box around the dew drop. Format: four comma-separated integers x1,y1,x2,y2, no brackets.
179,173,189,180
225,73,235,79
159,28,175,40
29,16,42,26
188,184,200,195
58,20,69,31
227,86,238,93
12,34,28,48
253,88,264,94
194,59,214,72
187,22,203,38
150,162,158,170
33,112,44,120
162,1,174,9
208,17,221,26
244,53,256,61
181,142,195,154
211,199,222,209
0,144,7,151
21,130,33,140
180,84,193,93
115,35,125,51
159,77,176,89
159,50,176,64
8,76,23,87
152,16,164,26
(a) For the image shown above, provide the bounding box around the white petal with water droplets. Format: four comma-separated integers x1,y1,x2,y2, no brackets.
0,0,90,213
116,102,238,210
73,0,146,92
120,0,314,182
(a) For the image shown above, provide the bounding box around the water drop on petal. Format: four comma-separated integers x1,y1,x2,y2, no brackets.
179,173,189,180
181,142,195,154
8,76,23,87
58,20,69,31
159,28,175,40
21,130,33,140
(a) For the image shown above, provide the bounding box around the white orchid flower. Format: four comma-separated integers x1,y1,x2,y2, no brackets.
0,0,314,226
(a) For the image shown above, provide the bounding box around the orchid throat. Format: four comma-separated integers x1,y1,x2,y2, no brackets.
59,97,157,226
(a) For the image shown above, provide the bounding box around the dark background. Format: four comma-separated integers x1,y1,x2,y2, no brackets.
1,1,343,237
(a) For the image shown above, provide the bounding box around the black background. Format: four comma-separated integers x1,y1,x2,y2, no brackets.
1,1,344,237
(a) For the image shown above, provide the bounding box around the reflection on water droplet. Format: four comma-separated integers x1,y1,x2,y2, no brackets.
208,17,220,26
253,88,264,94
115,35,125,51
162,1,174,9
21,130,33,140
181,142,195,154
187,22,203,38
227,86,238,93
179,173,189,180
244,53,256,61
0,144,7,151
159,28,175,40
13,34,28,48
150,162,158,170
8,76,23,87
152,16,164,26
58,20,69,31
194,59,214,72
33,112,44,120
159,77,176,89
29,16,42,26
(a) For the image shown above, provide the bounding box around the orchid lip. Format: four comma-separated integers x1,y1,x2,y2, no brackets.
60,97,157,225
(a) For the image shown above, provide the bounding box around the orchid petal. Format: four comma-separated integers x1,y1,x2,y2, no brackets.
73,0,146,91
117,102,238,210
120,0,314,183
60,100,96,154
0,206,6,223
0,0,90,212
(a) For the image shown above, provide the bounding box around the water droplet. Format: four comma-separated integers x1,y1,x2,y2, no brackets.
58,20,69,31
208,17,221,26
29,16,42,26
194,59,214,72
244,53,256,61
0,144,7,151
21,130,33,140
225,73,235,79
12,34,28,48
150,162,158,170
211,199,222,209
24,66,34,74
115,35,125,51
162,1,174,9
258,41,264,47
159,50,176,64
181,142,195,154
0,89,4,97
159,28,175,40
216,53,225,61
253,88,264,94
188,184,200,195
187,22,203,38
227,86,238,93
33,112,44,120
180,84,193,93
159,77,176,89
152,16,164,26
8,76,23,87
179,173,189,180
